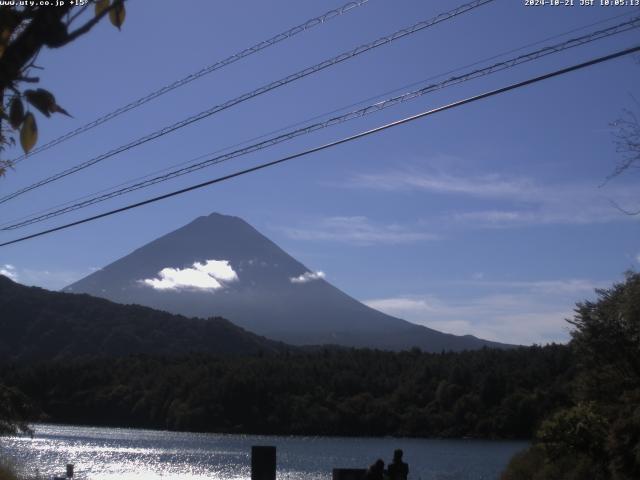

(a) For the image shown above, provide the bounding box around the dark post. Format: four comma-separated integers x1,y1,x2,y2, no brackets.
332,468,366,480
251,445,276,480
66,464,74,478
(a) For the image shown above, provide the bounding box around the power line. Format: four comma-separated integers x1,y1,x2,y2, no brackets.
10,0,372,165
0,0,495,206
13,9,632,232
4,16,637,230
1,44,637,248
12,7,631,231
3,7,634,231
4,16,638,231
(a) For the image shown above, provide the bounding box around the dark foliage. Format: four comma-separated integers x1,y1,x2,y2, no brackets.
502,273,640,480
1,345,572,438
0,1,126,168
0,383,32,436
0,275,285,361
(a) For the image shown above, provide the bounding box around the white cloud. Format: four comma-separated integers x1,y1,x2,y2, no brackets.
141,260,238,291
364,293,573,345
290,271,326,284
450,204,627,227
282,216,438,246
461,278,604,295
6,267,95,290
365,297,439,313
453,210,529,225
343,167,639,227
349,170,533,198
514,279,602,295
363,277,605,345
0,264,17,281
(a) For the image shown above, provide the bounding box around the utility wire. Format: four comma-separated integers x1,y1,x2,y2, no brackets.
1,44,638,248
0,0,495,206
10,0,372,165
8,4,633,230
3,16,638,231
0,3,624,229
10,6,633,231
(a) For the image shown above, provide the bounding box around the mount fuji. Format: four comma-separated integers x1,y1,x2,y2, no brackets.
64,213,511,351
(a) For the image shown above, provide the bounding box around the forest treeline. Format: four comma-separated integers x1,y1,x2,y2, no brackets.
1,344,572,439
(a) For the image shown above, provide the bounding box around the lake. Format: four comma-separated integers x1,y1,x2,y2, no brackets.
0,424,527,480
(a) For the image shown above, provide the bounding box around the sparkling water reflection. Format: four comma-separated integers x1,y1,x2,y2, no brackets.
0,424,527,480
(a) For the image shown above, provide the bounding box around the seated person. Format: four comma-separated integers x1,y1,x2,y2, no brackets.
364,459,385,480
387,449,408,480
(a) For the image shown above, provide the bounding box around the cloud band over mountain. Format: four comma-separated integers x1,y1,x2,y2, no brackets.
141,259,238,291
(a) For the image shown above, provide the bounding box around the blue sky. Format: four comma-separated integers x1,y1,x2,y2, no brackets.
1,0,639,345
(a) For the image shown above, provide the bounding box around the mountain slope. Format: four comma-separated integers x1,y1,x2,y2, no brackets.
0,275,285,361
65,213,512,352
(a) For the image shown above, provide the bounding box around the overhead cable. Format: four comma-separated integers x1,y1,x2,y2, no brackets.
0,0,495,205
1,44,637,248
4,17,638,231
10,0,372,165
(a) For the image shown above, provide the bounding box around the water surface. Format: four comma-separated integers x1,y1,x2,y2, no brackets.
0,424,527,480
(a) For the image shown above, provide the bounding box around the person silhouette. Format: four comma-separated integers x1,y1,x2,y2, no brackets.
364,459,385,480
387,449,408,480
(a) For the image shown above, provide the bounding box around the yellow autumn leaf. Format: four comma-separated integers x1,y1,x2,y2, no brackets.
109,3,126,30
95,0,110,17
20,113,37,154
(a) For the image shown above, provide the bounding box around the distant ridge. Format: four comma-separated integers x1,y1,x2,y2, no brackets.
0,274,285,362
65,212,514,352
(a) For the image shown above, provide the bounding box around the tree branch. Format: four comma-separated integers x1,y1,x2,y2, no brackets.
64,0,125,45
17,75,39,83
0,6,73,89
0,1,125,89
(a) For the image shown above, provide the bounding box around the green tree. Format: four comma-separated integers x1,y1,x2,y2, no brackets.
569,272,640,402
502,273,640,479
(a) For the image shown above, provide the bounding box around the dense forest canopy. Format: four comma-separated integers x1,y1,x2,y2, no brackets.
1,345,573,439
